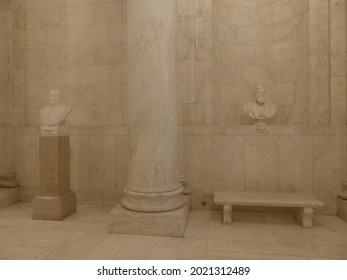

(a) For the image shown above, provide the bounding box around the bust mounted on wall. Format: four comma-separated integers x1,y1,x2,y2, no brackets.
40,89,72,134
243,85,277,125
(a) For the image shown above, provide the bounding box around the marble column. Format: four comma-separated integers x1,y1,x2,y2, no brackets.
110,0,190,236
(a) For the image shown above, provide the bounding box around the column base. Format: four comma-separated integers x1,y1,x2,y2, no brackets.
0,172,18,188
0,187,20,208
110,196,191,237
179,175,191,195
122,185,186,212
337,197,347,223
33,191,76,221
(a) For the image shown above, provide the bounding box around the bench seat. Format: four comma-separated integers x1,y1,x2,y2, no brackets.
214,191,324,228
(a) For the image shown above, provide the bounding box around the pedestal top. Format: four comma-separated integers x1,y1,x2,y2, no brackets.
41,125,67,136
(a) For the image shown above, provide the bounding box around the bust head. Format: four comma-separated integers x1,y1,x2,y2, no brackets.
253,85,266,105
243,85,277,123
48,89,62,105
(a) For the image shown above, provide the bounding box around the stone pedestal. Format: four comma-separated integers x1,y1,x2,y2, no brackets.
337,191,347,223
0,128,19,207
110,0,190,236
33,136,76,220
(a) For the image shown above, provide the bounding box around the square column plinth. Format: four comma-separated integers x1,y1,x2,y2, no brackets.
33,136,76,221
110,197,191,237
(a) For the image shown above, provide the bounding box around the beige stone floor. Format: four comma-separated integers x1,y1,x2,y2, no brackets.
0,202,346,260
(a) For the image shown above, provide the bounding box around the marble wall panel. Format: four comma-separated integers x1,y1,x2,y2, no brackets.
331,77,346,101
313,135,346,213
330,101,346,124
195,104,213,125
254,41,293,65
182,104,196,125
26,9,61,30
70,136,89,194
294,79,309,103
184,136,212,208
309,102,330,124
13,136,38,201
65,107,109,127
60,6,96,27
0,0,11,10
116,136,128,195
212,136,244,192
213,105,238,125
309,78,329,102
88,136,117,192
195,0,212,17
245,136,278,192
286,103,310,124
274,14,308,41
331,29,346,52
278,135,313,194
309,8,329,32
331,52,346,77
309,55,329,78
95,85,126,106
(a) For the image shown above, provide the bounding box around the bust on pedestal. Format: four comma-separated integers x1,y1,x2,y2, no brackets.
40,88,72,135
243,85,277,126
33,89,76,220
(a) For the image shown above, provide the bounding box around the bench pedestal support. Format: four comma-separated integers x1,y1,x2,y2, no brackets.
295,207,313,228
223,205,232,224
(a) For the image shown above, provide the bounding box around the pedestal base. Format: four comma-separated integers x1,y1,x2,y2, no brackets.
0,187,20,208
0,172,18,188
33,191,76,221
337,198,347,223
110,197,191,237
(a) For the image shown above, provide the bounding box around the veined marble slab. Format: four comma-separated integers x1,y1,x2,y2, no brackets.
214,192,324,208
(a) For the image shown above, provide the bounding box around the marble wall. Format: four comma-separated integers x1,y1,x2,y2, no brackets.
213,0,309,125
0,1,17,188
0,1,12,126
17,0,126,128
183,126,346,214
4,0,347,215
329,0,346,124
179,0,213,125
12,0,128,203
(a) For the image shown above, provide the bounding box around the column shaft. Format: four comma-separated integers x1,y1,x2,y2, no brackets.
121,0,185,212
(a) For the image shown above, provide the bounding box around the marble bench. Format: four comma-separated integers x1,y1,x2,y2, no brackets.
213,192,324,228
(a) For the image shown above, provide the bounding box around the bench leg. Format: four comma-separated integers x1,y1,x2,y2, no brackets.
223,205,232,224
295,207,313,228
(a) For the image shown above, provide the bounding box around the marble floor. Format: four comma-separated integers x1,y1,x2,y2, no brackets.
0,202,346,260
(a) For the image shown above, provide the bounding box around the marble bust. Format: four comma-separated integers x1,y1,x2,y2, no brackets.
40,89,72,134
243,85,277,123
